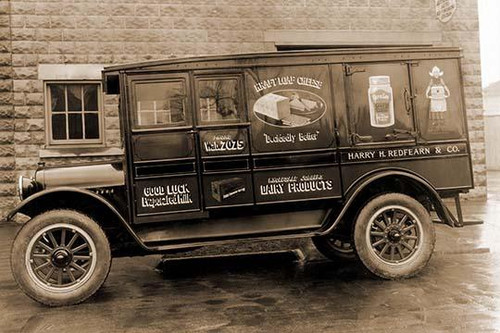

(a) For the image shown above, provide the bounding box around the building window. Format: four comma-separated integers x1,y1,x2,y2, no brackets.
46,82,103,145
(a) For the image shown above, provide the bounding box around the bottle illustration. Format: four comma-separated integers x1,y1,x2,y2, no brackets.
426,66,450,132
368,76,395,128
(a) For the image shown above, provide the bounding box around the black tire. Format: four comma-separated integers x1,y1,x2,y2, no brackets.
354,193,435,279
312,235,357,261
11,210,111,306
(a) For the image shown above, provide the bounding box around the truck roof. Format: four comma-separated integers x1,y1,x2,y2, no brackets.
102,46,462,73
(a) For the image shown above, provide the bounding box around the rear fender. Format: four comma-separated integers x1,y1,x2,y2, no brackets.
318,168,452,235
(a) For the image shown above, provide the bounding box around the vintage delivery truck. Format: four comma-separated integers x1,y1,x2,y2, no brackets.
8,47,473,306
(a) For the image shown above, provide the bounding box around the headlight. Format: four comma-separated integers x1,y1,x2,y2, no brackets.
18,176,36,200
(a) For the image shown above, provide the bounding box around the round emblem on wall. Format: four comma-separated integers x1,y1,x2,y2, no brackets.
435,0,457,23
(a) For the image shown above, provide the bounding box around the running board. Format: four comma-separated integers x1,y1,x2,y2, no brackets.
135,209,327,247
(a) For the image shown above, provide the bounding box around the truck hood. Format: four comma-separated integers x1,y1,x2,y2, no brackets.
36,162,125,189
19,162,125,200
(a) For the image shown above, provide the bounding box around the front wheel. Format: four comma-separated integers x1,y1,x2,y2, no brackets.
354,193,435,279
11,210,111,306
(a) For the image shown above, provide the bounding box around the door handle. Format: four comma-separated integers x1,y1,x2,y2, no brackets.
403,88,411,115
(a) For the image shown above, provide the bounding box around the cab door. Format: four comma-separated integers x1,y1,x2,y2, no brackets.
194,72,254,209
126,73,201,224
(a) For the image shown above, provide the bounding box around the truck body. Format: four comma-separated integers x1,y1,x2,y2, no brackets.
8,47,473,306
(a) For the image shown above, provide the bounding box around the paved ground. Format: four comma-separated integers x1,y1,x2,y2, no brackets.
2,174,500,332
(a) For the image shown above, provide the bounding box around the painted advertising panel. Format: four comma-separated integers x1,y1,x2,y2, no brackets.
412,60,465,141
341,143,468,164
202,173,253,207
253,89,327,128
345,62,412,144
135,176,200,215
199,128,249,157
246,65,335,153
254,167,341,203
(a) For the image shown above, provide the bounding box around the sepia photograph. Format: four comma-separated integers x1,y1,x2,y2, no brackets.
0,0,499,332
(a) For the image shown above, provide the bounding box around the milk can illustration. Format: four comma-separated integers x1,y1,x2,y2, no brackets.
426,66,450,132
368,76,395,128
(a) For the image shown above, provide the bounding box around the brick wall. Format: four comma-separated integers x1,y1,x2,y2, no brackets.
440,1,485,197
2,0,486,217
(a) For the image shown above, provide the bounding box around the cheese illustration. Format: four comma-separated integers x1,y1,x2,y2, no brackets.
289,98,319,113
282,114,310,127
253,93,291,121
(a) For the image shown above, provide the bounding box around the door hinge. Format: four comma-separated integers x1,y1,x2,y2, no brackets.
344,64,366,76
403,60,420,67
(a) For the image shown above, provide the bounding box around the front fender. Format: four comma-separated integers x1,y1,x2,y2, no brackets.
8,187,107,220
6,187,150,252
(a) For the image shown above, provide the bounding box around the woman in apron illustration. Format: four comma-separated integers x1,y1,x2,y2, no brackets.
426,66,450,132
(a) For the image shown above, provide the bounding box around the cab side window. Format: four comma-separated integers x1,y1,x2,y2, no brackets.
345,63,414,144
134,80,187,128
197,77,244,124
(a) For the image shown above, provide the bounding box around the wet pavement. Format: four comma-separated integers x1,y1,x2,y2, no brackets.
2,174,500,332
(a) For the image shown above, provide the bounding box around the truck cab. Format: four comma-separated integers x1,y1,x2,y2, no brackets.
9,47,473,306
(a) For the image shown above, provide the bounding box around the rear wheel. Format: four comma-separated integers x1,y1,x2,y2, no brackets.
312,235,357,261
11,210,111,306
354,193,435,279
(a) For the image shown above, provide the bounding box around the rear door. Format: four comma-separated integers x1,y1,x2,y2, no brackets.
127,73,201,223
343,62,415,145
409,58,473,189
339,62,417,190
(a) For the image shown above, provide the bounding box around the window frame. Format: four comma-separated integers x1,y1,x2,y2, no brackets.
44,80,104,147
195,74,246,126
129,75,191,131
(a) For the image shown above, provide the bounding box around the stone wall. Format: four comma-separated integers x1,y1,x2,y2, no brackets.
0,0,14,215
1,0,486,217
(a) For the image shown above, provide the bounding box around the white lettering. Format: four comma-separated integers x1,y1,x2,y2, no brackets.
253,76,323,92
260,184,285,195
296,77,323,89
261,173,334,196
140,184,193,209
299,131,320,142
203,140,245,152
347,151,376,160
254,78,278,92
288,180,333,193
264,133,296,144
